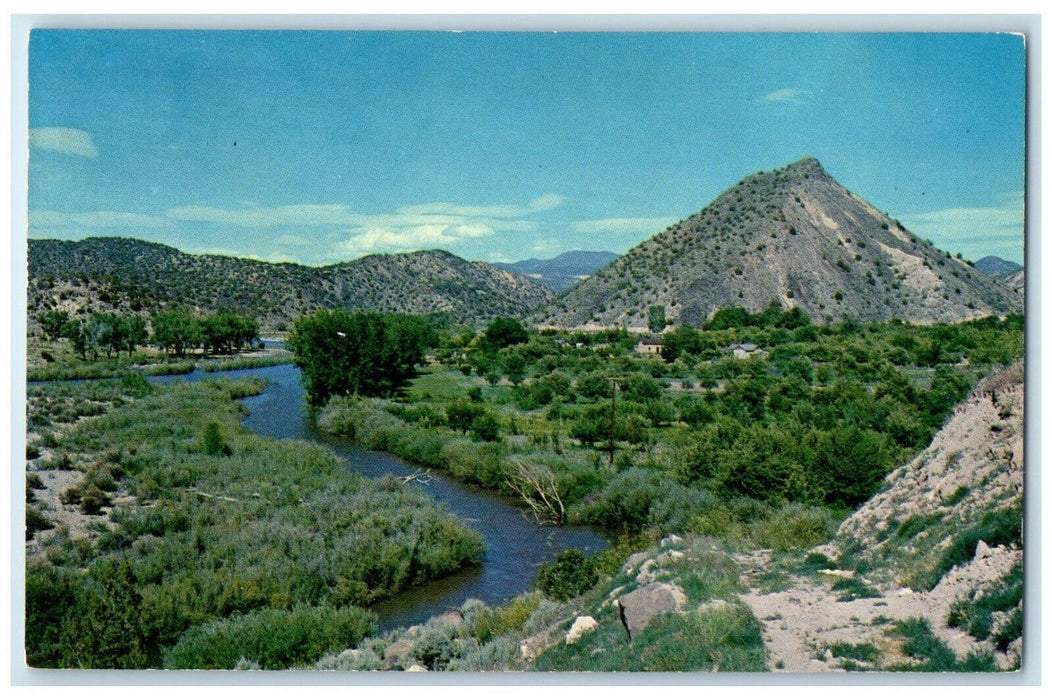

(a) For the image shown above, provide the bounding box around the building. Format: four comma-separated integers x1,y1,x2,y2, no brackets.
635,337,664,356
726,342,766,360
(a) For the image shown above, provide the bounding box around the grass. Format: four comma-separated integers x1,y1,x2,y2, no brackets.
947,562,1023,649
911,504,1023,591
406,368,480,400
831,577,882,602
884,618,996,672
533,604,767,672
198,354,292,372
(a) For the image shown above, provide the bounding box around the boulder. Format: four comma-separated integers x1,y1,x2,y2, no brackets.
565,616,598,645
623,552,649,573
616,582,688,637
660,534,684,548
382,638,414,669
975,539,993,560
655,550,684,567
405,663,429,672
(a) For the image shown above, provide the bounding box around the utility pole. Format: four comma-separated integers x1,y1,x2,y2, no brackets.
609,377,620,468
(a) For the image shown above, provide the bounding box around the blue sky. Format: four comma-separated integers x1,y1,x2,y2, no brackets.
27,30,1026,265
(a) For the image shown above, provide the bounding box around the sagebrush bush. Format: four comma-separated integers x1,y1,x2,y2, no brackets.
164,604,376,669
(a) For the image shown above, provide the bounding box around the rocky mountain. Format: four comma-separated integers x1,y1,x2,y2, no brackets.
974,256,1023,279
495,251,620,292
1004,269,1025,295
27,237,554,329
535,158,1022,328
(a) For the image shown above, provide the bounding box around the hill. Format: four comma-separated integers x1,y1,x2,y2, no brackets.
535,158,1022,328
739,362,1023,671
974,256,1023,279
495,251,620,292
27,237,554,329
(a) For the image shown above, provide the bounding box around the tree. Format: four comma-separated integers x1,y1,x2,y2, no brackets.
287,310,434,406
481,317,528,352
647,305,667,333
36,310,69,340
151,311,203,356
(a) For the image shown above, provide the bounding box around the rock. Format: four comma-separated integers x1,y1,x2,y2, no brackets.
660,534,684,548
405,664,429,672
565,616,598,645
432,610,464,627
520,622,565,662
697,599,732,615
635,559,658,584
975,539,992,559
623,552,648,573
383,638,414,669
616,582,688,637
655,550,684,567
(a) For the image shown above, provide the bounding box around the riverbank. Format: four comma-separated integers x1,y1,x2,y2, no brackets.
25,374,485,669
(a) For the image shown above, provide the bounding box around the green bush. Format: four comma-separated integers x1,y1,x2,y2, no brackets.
534,549,598,601
164,604,376,669
751,503,837,551
26,506,53,539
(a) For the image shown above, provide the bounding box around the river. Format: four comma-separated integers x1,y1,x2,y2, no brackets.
153,363,607,631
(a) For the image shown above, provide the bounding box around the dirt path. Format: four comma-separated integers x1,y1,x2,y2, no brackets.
735,545,1021,672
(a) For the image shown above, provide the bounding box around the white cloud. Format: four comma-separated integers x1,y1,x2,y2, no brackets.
337,222,498,258
30,209,170,229
762,88,812,104
167,195,558,259
529,193,566,211
168,204,360,227
899,192,1025,261
396,193,566,218
573,216,677,235
29,127,99,158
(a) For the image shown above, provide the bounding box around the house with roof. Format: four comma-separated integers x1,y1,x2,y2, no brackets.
726,342,767,360
635,336,664,356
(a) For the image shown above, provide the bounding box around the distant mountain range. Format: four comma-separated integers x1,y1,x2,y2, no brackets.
28,238,554,329
534,157,1022,328
494,251,620,292
27,161,1023,333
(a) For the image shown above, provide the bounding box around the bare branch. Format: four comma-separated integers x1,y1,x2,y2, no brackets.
504,457,565,526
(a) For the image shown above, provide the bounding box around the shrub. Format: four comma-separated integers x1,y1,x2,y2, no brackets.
534,549,598,601
751,503,837,551
201,422,232,456
26,506,53,539
164,604,376,669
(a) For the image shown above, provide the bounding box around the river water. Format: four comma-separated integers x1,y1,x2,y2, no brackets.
153,363,607,631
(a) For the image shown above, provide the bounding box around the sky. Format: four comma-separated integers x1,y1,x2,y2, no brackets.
26,30,1027,266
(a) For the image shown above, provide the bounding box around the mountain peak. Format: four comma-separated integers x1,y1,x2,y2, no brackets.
534,158,1022,328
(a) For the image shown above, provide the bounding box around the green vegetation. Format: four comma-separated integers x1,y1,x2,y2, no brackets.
947,562,1023,651
534,549,599,601
911,503,1023,591
884,618,996,671
316,313,1022,538
164,605,375,670
287,310,436,406
25,377,484,669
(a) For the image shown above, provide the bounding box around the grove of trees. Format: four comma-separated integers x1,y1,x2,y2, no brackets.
287,310,437,405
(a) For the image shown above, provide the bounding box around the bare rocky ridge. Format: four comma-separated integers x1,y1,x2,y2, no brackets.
536,157,1022,328
738,362,1024,672
28,237,555,329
